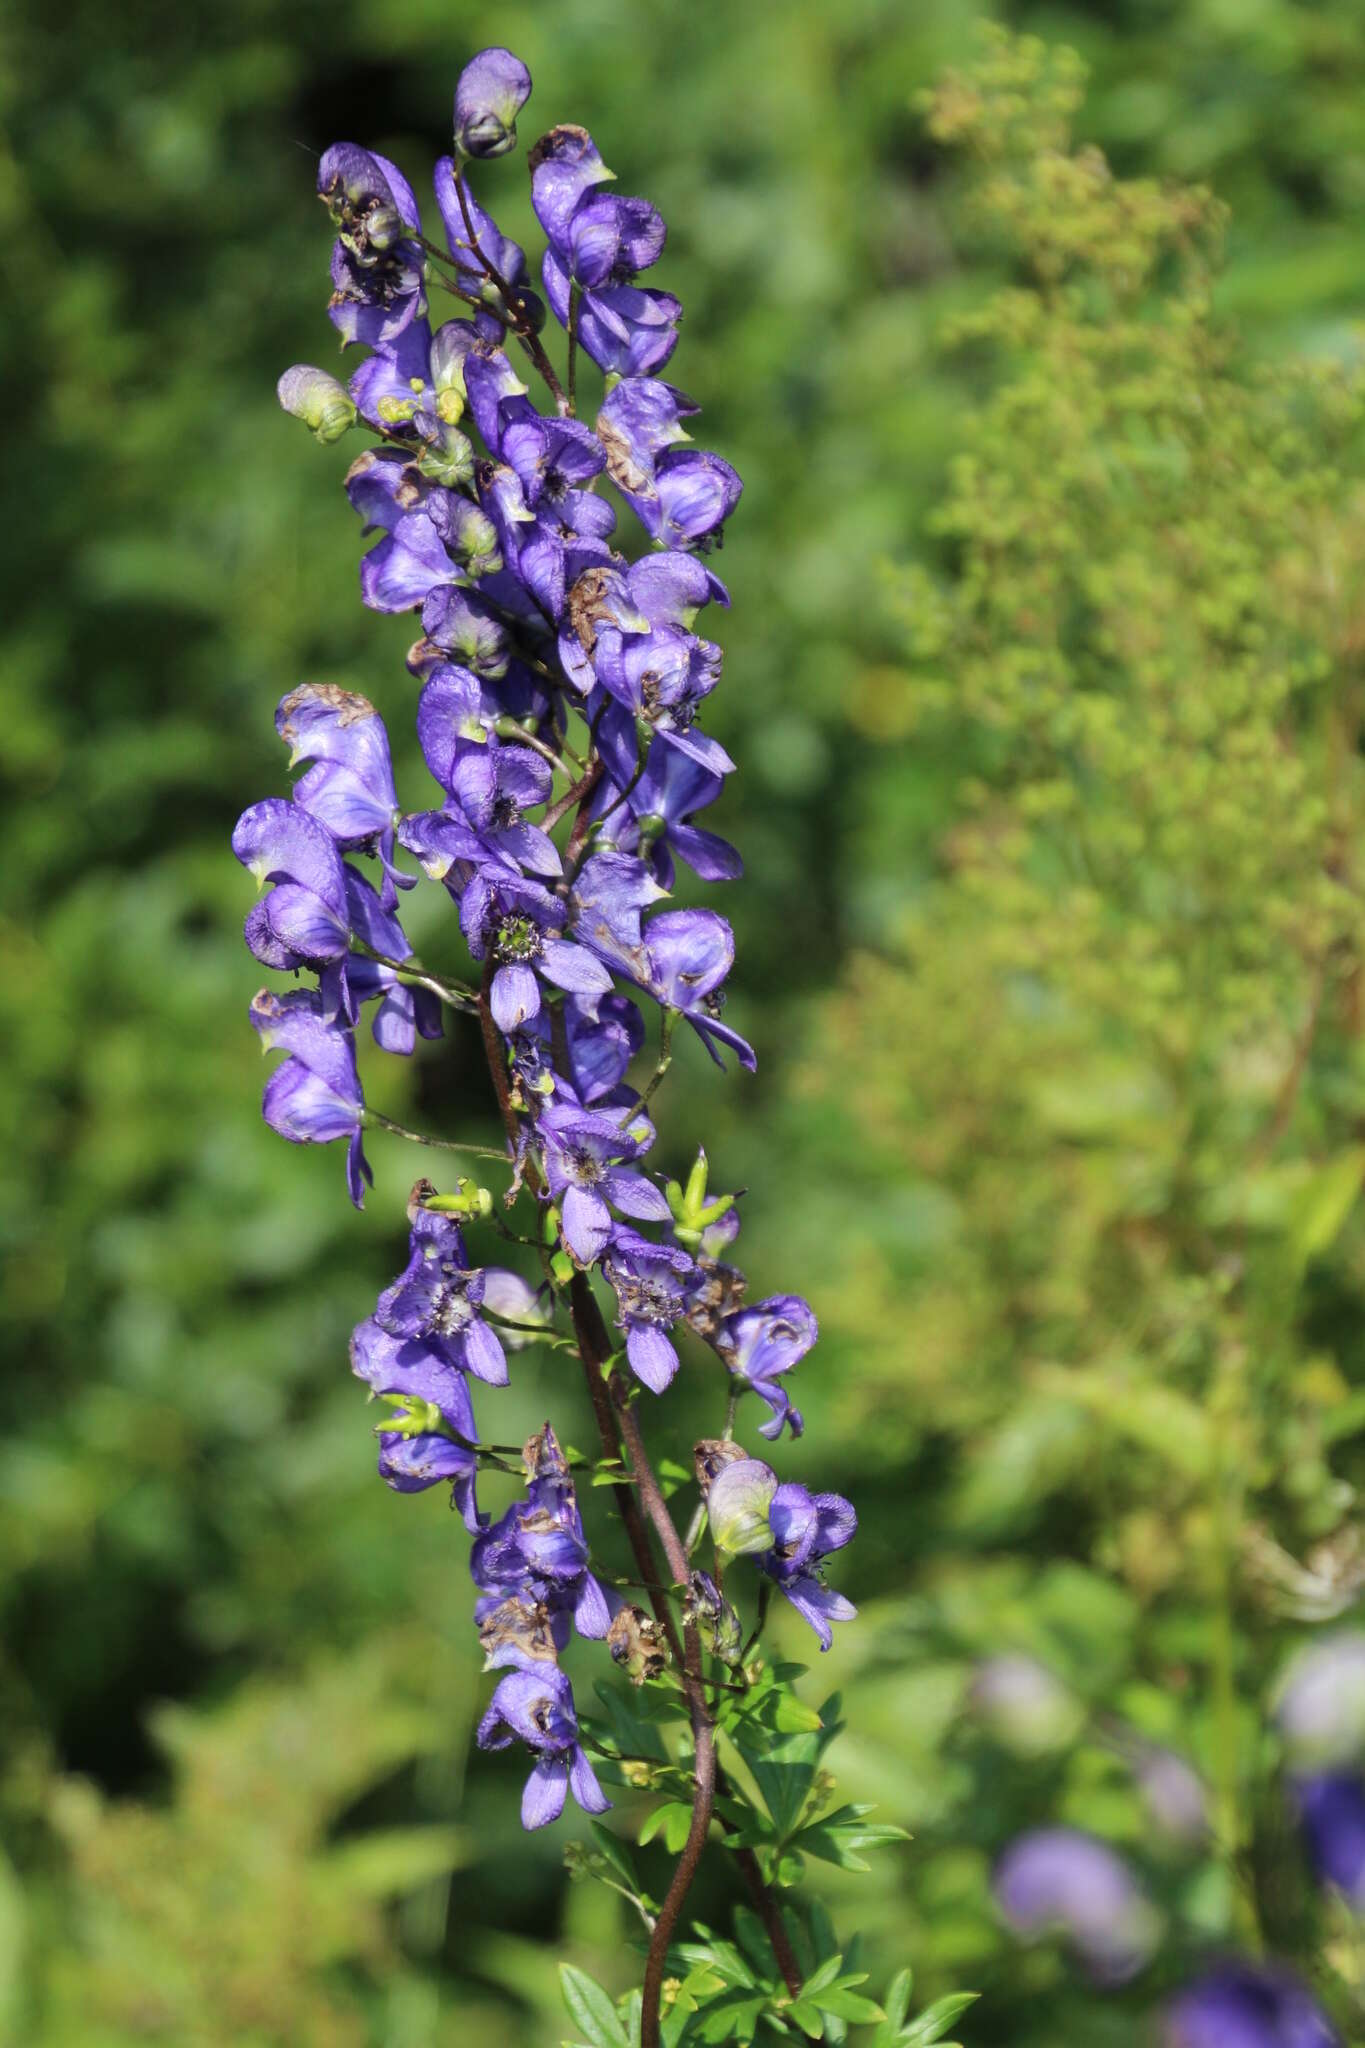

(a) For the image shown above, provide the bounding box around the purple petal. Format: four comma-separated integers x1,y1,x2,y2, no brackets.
520,1757,569,1830
568,1746,612,1816
625,1322,679,1394
561,1185,611,1264
491,960,541,1033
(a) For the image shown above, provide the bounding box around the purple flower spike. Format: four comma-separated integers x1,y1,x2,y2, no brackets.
249,988,371,1208
454,47,532,160
476,1665,610,1830
539,1101,671,1265
602,1228,699,1392
376,1201,508,1385
714,1295,816,1439
993,1829,1159,1984
1164,1963,1340,2048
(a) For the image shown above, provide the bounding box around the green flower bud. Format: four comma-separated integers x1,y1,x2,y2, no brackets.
419,1177,493,1221
276,364,357,445
706,1457,777,1558
415,424,474,490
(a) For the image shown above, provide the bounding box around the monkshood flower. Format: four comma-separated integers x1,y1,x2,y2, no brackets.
347,448,501,614
349,1312,482,1528
569,851,667,983
597,376,741,549
459,866,613,1033
969,1656,1083,1758
705,1459,857,1650
275,683,408,896
1164,1963,1340,2048
530,126,682,377
712,1295,816,1440
601,1228,699,1393
446,738,561,877
318,143,425,350
343,869,443,1054
417,584,511,677
993,1829,1159,1984
639,909,756,1072
476,1663,610,1829
1273,1631,1365,1769
453,46,532,160
233,797,350,971
375,1202,508,1385
1295,1773,1365,1908
249,988,370,1208
760,1480,857,1650
539,1100,671,1263
587,735,740,887
471,1423,611,1641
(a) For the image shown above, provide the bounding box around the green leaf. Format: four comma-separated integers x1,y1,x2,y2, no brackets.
1288,1146,1365,1270
560,1963,630,2048
638,1800,693,1853
816,1988,884,2023
898,1991,980,2044
873,1968,915,2046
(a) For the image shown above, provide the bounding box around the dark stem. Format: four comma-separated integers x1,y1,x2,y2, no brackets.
612,1393,716,2048
448,165,571,416
544,756,605,835
478,871,803,2017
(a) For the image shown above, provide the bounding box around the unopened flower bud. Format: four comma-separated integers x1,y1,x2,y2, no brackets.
454,47,532,159
276,364,356,445
419,1176,494,1221
705,1457,777,1558
417,423,475,490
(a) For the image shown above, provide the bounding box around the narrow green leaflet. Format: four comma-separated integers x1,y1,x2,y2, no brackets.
560,1962,631,2048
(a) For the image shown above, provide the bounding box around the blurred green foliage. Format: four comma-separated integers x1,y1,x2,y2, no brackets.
5,0,1365,2040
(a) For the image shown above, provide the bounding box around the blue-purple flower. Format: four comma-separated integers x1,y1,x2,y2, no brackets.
375,1203,508,1385
318,143,426,350
1295,1773,1365,1909
704,1459,857,1650
639,908,755,1071
476,1663,610,1829
539,1100,671,1263
993,1829,1159,1983
601,1228,699,1392
454,47,532,161
1164,1963,1340,2048
350,1313,482,1528
713,1295,816,1439
471,1423,611,1643
249,987,370,1208
530,126,681,378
